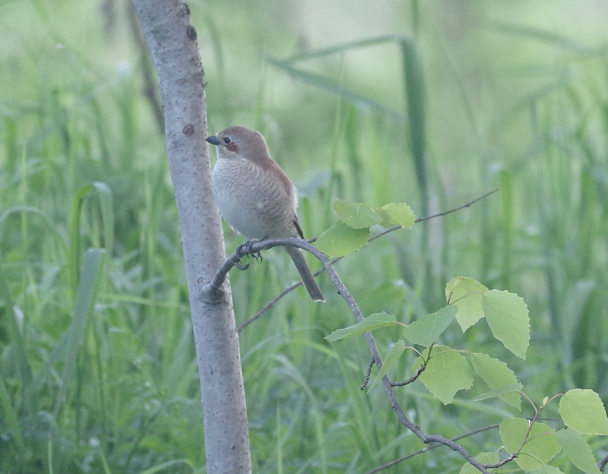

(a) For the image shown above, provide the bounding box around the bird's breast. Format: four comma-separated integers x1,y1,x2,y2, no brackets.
212,158,298,240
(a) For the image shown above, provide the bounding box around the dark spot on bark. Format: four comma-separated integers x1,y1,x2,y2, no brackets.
183,124,195,135
187,25,197,40
183,3,190,15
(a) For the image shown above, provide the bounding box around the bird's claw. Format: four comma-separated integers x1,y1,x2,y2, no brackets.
235,239,263,270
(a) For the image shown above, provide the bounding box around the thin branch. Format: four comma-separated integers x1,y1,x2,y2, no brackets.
390,363,426,387
415,188,498,223
360,358,375,390
206,190,500,471
484,397,561,470
235,189,499,329
367,423,500,474
370,417,565,474
237,281,299,331
359,188,499,247
205,236,491,473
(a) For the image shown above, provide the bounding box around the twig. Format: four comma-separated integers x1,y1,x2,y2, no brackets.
205,190,501,472
415,188,498,223
360,358,375,390
235,189,499,329
237,282,299,331
390,364,426,387
367,423,499,474
204,237,491,473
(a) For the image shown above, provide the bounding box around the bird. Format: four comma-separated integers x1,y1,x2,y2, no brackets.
206,125,325,302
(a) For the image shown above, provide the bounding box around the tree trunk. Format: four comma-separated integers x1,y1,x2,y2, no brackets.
130,1,251,472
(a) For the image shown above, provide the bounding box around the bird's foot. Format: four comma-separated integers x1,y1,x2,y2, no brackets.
235,240,263,270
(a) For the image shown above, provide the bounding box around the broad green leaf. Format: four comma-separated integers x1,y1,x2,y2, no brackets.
459,452,499,474
469,353,521,409
414,346,473,405
482,290,530,359
379,202,415,228
558,389,608,435
555,429,601,474
445,277,489,331
325,312,396,341
315,221,369,258
499,418,561,471
402,305,456,346
368,340,406,391
333,199,383,229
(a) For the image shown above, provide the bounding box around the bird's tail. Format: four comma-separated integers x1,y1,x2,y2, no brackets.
285,246,325,302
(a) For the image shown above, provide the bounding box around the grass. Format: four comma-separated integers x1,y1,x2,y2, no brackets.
1,1,608,473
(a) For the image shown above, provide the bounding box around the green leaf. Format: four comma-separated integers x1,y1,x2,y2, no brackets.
402,305,456,346
379,202,415,228
445,277,489,331
369,340,406,391
469,353,521,409
315,220,370,258
333,199,383,229
459,452,499,474
499,418,561,471
482,290,530,359
555,429,601,474
414,346,473,405
325,312,396,342
558,389,608,435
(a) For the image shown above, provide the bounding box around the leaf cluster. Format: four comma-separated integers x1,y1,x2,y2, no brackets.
325,251,608,473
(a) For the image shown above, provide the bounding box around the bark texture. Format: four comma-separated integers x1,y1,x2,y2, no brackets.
130,1,251,471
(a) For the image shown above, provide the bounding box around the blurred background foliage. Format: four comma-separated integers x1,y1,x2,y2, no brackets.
1,0,607,472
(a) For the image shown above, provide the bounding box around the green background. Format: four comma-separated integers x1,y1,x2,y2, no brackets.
1,1,607,472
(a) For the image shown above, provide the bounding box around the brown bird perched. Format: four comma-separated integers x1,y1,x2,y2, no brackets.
206,125,325,302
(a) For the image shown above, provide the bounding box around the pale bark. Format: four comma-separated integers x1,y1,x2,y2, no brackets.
130,1,251,472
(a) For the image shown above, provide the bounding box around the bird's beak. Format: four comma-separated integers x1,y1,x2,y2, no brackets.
206,135,221,146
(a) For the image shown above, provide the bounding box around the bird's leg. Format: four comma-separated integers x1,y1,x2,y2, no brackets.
235,239,263,270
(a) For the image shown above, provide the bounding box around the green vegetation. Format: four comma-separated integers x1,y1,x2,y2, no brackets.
1,1,607,472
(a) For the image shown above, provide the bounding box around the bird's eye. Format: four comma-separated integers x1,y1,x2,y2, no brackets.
222,137,232,145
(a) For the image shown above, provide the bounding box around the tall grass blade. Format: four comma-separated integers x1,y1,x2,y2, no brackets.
482,19,592,52
283,35,404,63
0,260,31,388
0,377,25,454
68,182,114,295
55,248,105,414
399,38,428,217
268,58,406,122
